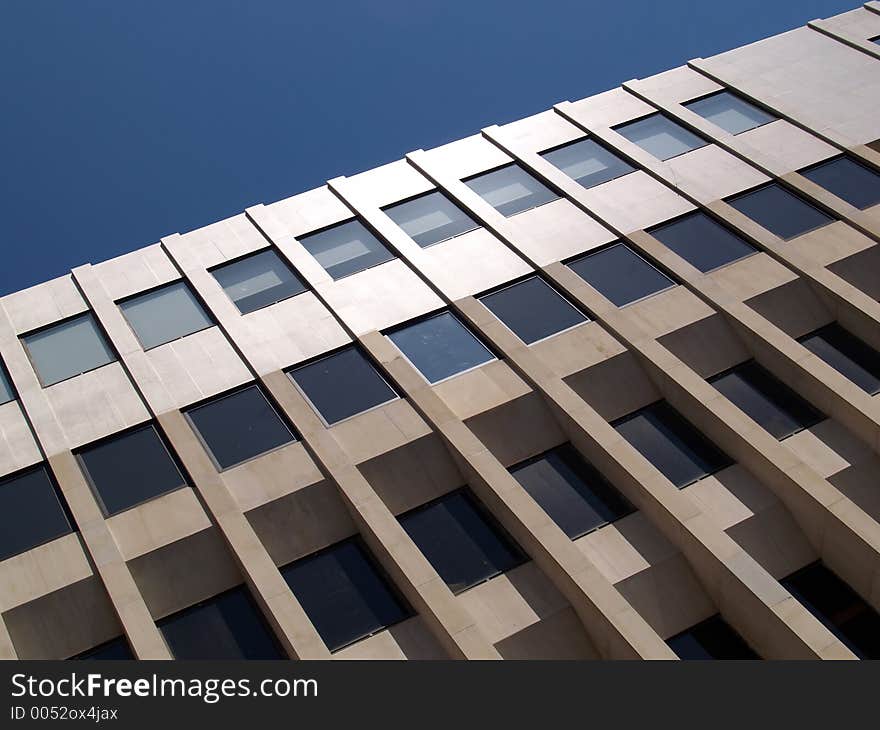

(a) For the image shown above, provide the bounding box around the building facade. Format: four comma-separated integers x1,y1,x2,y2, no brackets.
2,4,880,661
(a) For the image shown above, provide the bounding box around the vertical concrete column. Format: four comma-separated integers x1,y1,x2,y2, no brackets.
404,150,855,659
71,263,329,659
0,307,171,659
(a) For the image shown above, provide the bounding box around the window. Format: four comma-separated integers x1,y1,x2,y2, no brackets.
613,401,733,488
709,361,824,439
299,219,395,280
800,156,880,210
0,465,74,561
614,113,707,160
69,637,133,660
288,345,398,425
684,90,775,135
281,538,411,652
478,276,587,345
211,249,307,314
399,489,526,594
667,615,759,660
726,183,833,239
540,138,635,189
872,35,880,45
510,444,634,539
387,311,494,384
119,281,213,350
567,242,675,307
464,164,558,217
782,563,880,659
185,385,296,469
0,361,14,405
77,424,187,515
158,586,284,659
798,324,880,395
649,211,757,273
384,191,478,247
22,313,116,387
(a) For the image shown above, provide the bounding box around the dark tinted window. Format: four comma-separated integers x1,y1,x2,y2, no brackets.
782,563,880,659
387,311,494,384
800,156,880,210
650,211,756,273
0,362,14,405
798,324,880,395
709,361,824,439
568,243,675,307
281,538,411,652
399,490,526,594
186,385,296,469
464,164,558,217
69,637,134,660
540,138,635,189
159,586,284,660
614,113,707,160
211,249,307,314
120,281,214,350
384,191,478,247
684,91,775,135
613,401,733,488
78,424,187,515
0,465,74,561
667,615,759,659
510,444,634,539
289,346,398,425
479,276,587,344
299,219,395,280
727,183,833,239
23,313,116,387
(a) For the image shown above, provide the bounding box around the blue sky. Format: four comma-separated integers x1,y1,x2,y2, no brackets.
0,0,860,295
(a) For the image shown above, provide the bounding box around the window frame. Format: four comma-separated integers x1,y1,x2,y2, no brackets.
116,279,216,352
384,309,498,386
683,89,777,135
798,154,880,211
183,382,298,471
538,136,637,189
462,162,561,218
208,246,309,315
296,217,397,281
75,421,190,517
20,311,118,388
286,344,401,428
612,111,709,161
725,182,835,240
381,189,480,249
796,323,880,396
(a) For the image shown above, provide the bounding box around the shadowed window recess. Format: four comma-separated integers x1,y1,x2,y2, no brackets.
684,90,776,135
119,281,214,350
614,113,707,160
77,424,188,515
22,313,116,387
797,324,880,395
399,489,527,594
69,637,134,661
299,219,395,280
709,361,824,439
649,211,757,272
288,345,398,425
540,138,635,189
0,465,75,561
185,384,296,469
799,156,880,210
211,248,307,314
387,311,495,384
0,360,15,405
384,191,479,247
613,401,733,488
509,444,634,539
158,586,284,660
667,615,759,660
726,183,833,239
567,242,675,307
479,276,587,344
782,563,880,659
464,164,558,217
281,538,412,652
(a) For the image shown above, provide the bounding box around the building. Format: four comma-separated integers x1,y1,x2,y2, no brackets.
1,4,880,661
